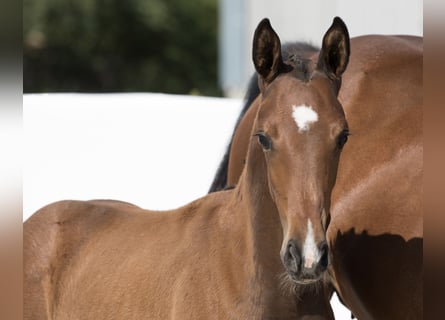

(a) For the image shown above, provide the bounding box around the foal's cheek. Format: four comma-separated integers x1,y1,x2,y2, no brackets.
266,166,286,205
267,178,281,207
267,175,292,230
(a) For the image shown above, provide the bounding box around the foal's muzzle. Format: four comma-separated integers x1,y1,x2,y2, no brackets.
283,239,329,283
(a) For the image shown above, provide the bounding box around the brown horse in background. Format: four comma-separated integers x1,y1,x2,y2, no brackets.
209,21,423,320
24,18,351,319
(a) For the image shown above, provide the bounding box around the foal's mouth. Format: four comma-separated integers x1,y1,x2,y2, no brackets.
279,271,324,295
288,272,323,285
293,277,322,285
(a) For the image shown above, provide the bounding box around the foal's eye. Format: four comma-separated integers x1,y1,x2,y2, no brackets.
337,129,350,149
254,132,272,151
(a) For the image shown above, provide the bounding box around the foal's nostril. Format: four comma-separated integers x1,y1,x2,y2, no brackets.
318,243,329,271
288,243,300,262
285,240,301,271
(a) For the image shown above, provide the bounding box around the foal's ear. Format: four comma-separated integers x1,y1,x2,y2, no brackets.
252,19,291,86
317,17,350,85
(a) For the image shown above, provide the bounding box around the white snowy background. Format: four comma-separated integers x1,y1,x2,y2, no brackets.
24,93,351,318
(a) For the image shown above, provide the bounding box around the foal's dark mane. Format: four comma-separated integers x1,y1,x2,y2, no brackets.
209,42,319,193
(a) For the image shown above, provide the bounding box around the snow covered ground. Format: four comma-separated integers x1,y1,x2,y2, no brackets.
23,93,242,217
23,93,351,318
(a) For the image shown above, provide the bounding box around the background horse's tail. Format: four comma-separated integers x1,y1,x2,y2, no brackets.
208,73,259,193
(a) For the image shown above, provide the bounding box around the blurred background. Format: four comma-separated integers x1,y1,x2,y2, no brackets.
23,0,423,97
23,0,221,95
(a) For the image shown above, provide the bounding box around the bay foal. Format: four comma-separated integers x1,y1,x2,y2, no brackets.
24,18,350,319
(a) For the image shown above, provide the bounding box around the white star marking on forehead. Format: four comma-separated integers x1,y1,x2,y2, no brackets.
292,105,318,132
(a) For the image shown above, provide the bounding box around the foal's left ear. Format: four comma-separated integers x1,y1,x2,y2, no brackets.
252,19,292,86
317,17,350,88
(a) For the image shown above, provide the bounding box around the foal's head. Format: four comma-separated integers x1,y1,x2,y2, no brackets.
251,18,350,284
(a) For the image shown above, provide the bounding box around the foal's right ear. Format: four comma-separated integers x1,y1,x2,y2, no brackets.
252,19,291,86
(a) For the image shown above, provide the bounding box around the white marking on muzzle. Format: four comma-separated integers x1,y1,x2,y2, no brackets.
292,105,318,132
302,219,321,269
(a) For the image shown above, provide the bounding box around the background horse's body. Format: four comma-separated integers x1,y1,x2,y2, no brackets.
211,35,423,319
329,34,422,319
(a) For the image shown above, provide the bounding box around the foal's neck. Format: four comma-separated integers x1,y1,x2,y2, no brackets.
240,150,283,263
229,142,295,315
